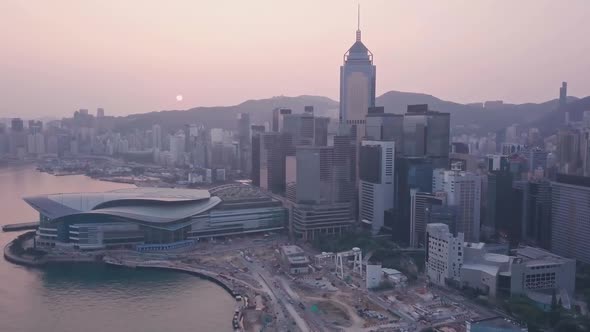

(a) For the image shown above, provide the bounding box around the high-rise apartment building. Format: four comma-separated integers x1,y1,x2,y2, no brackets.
358,140,394,235
425,223,464,286
433,168,482,242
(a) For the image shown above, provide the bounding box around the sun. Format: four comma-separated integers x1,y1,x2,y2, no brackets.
176,94,183,102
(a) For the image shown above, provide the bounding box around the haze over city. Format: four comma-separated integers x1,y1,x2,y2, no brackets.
1,0,589,118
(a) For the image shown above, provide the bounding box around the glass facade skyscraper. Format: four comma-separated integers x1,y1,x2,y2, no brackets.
339,16,376,133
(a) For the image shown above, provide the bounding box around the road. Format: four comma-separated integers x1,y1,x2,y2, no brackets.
241,256,309,332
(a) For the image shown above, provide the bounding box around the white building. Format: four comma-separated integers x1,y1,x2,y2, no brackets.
432,168,481,242
425,226,576,304
425,223,464,286
359,140,394,235
460,245,575,303
366,263,382,289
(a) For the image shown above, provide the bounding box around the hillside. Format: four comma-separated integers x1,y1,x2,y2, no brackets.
531,96,590,135
114,95,338,133
111,91,584,135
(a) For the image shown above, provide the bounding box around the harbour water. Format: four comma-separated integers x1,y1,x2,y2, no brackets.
0,165,235,332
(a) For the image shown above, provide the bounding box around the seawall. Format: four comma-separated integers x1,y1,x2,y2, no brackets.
128,265,237,297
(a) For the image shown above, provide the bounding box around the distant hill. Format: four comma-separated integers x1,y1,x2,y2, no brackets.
531,96,590,135
115,95,338,133
112,91,584,135
376,91,579,134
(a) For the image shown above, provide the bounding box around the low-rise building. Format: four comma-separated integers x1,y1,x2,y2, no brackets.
366,263,382,289
280,245,310,274
382,268,407,286
460,245,575,301
466,316,528,332
426,225,575,305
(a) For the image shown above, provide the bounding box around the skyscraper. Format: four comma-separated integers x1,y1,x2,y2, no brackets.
556,127,580,174
256,132,290,195
522,180,552,250
339,6,376,137
169,132,185,165
282,111,330,147
152,124,162,150
365,107,403,148
11,118,24,132
291,145,355,240
236,113,251,174
283,112,315,146
551,174,590,264
432,168,482,242
272,108,292,133
358,140,395,235
314,117,330,147
559,81,568,108
96,108,105,118
485,170,523,243
410,190,444,248
403,104,450,169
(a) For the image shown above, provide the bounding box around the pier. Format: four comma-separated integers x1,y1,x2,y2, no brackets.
2,222,39,232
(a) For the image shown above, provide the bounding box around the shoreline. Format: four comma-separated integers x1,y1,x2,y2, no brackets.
4,238,245,331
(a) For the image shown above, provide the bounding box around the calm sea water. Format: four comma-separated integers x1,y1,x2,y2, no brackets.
0,165,235,332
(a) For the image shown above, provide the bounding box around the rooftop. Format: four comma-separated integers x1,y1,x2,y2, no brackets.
281,245,305,257
461,263,500,276
468,316,526,330
515,246,573,264
24,187,220,225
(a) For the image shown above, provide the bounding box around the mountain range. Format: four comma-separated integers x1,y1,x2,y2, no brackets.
114,91,588,136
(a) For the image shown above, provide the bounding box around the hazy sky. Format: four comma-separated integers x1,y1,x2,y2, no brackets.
1,0,589,118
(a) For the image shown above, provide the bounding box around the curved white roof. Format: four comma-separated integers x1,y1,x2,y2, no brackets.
24,188,218,224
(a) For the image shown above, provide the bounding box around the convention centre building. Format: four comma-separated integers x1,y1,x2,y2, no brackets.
24,184,286,250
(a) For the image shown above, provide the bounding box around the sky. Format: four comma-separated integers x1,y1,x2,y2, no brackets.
1,0,589,118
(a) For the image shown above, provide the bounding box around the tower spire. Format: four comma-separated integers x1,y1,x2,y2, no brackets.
356,4,361,41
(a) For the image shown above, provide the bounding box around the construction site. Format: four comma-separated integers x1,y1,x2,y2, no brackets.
102,233,503,332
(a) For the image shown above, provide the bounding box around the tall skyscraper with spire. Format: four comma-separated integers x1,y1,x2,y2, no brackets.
339,5,376,136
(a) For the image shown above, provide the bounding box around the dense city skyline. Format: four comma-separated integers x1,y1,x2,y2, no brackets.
1,0,589,118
